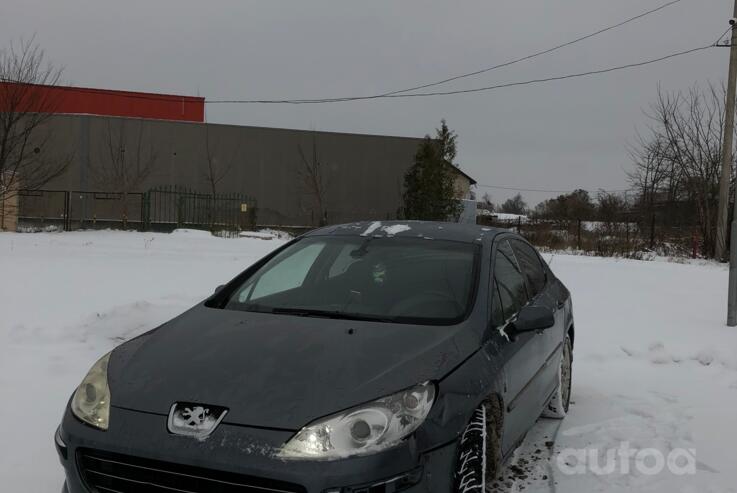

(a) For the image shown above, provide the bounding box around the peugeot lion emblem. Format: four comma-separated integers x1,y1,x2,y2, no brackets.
167,402,228,438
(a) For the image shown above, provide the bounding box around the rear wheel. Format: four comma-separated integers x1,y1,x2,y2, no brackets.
453,400,502,492
543,335,573,419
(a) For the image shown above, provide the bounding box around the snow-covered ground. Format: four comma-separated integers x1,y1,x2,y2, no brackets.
1,230,736,492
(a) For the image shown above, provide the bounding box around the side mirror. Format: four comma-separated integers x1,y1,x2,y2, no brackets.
511,305,555,334
214,285,225,294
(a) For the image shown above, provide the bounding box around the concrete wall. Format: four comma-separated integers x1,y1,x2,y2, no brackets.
41,114,432,226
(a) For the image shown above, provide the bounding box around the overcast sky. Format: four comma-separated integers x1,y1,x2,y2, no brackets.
1,0,732,205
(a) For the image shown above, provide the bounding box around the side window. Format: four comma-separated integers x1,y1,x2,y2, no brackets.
247,242,326,301
498,239,520,271
494,241,529,320
511,240,546,297
490,280,505,327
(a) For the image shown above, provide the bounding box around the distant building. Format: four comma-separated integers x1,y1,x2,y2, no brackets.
2,83,476,227
453,169,477,200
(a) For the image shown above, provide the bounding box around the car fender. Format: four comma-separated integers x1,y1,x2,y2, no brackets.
415,346,505,453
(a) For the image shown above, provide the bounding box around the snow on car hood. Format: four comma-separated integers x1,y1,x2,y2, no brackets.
107,304,478,430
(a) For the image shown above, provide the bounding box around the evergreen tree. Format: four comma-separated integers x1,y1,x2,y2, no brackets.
402,120,462,220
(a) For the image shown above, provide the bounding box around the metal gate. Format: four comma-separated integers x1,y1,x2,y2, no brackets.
16,189,69,230
142,185,257,232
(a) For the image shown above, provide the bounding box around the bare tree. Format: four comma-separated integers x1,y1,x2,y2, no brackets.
628,134,677,209
0,38,69,203
500,193,527,215
201,124,234,196
94,119,157,227
478,192,495,213
297,133,329,226
597,190,628,236
629,83,733,257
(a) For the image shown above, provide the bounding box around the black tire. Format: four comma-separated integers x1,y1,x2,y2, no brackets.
543,335,573,419
453,400,502,492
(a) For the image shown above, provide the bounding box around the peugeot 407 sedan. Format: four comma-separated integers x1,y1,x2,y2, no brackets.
56,221,574,493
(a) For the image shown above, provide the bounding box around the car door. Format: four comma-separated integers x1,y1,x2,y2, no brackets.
488,238,544,452
510,239,566,408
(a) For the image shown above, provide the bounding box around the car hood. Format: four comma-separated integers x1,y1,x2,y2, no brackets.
109,304,479,430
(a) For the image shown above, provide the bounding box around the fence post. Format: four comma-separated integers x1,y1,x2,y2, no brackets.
177,195,183,228
64,191,71,231
141,192,148,231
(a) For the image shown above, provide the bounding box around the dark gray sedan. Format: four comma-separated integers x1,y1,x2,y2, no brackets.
56,221,574,492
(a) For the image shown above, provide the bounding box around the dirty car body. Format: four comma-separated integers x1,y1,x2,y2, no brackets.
56,221,574,493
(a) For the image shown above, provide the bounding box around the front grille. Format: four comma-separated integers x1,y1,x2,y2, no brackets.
77,449,306,493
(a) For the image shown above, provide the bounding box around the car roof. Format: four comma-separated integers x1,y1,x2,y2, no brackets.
304,220,508,244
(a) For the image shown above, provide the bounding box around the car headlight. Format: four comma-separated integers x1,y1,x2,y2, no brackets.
71,352,111,430
279,382,435,460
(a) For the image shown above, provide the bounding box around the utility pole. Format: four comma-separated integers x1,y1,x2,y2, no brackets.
725,5,737,326
716,4,737,263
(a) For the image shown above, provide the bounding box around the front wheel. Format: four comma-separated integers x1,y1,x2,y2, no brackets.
543,335,573,419
453,400,502,492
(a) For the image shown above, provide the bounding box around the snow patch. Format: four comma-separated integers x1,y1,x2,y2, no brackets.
239,231,277,240
361,221,382,236
381,224,411,236
171,228,214,237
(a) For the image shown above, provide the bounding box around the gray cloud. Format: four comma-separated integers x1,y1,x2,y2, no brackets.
1,0,730,204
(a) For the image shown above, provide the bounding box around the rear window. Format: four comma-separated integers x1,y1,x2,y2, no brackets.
225,236,480,325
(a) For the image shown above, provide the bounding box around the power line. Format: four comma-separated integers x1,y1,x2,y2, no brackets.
208,42,719,104
382,45,715,99
381,0,683,97
207,0,687,104
2,40,719,106
0,25,727,107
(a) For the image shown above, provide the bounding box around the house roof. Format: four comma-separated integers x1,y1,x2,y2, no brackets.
447,164,477,185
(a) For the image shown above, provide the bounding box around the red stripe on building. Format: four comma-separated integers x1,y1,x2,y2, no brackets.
0,83,205,123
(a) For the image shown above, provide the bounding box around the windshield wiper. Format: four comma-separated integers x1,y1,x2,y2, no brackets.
270,307,394,323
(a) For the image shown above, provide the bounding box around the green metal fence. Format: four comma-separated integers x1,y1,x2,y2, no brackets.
16,186,257,232
142,185,257,232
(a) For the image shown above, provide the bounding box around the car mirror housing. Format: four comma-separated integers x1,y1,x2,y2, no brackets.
511,305,555,333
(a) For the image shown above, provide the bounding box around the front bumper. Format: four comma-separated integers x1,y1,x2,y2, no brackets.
56,404,457,493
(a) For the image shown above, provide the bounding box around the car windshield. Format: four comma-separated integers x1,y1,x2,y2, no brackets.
224,236,479,325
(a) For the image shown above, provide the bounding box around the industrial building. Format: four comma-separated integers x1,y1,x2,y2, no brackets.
2,83,476,229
